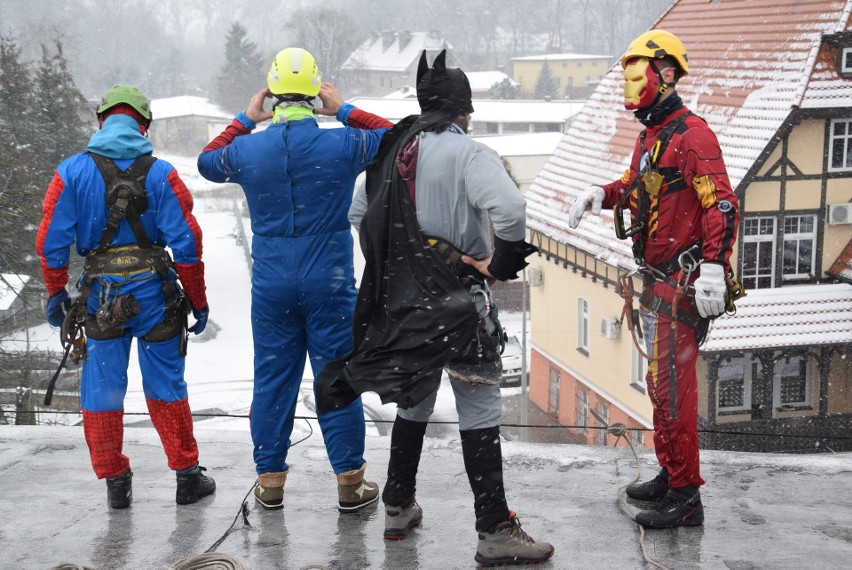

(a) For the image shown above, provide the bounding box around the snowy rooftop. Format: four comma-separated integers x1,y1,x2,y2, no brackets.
5,153,852,568
466,70,515,91
3,424,852,569
342,31,450,73
828,237,852,283
524,0,852,271
473,132,564,157
151,96,233,121
345,97,586,125
0,273,29,311
702,283,852,352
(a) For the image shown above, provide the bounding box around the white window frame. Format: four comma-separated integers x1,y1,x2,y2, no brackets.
782,214,817,281
829,118,852,172
773,354,813,409
741,216,777,289
630,342,647,392
576,388,588,434
717,355,754,413
548,368,560,415
842,47,852,74
577,297,590,353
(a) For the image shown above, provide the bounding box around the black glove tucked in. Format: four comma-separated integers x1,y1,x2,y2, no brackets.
487,237,538,281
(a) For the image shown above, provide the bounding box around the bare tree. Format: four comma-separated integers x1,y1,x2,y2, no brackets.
285,7,363,83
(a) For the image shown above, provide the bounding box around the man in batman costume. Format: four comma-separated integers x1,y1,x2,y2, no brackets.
317,50,554,566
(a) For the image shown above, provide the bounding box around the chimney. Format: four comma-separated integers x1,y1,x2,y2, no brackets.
399,30,412,52
382,30,396,51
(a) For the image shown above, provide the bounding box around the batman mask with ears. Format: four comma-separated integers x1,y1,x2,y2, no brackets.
416,49,474,118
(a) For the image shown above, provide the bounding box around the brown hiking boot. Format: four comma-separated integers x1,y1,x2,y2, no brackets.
475,512,555,566
254,471,287,509
337,463,379,513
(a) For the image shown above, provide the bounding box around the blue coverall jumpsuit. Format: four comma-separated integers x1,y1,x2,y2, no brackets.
198,106,387,475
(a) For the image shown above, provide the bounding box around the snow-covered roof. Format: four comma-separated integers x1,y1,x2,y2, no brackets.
702,283,852,352
525,0,852,271
150,96,232,121
342,31,450,73
0,274,30,311
473,132,564,157
346,97,585,125
511,53,612,62
466,70,515,92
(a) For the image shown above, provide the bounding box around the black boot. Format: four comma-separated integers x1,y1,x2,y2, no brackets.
635,486,704,529
106,470,133,509
626,467,670,501
382,416,428,507
460,426,510,532
176,466,216,505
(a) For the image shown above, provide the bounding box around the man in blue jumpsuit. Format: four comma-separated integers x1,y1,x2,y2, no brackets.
198,48,392,511
37,85,215,509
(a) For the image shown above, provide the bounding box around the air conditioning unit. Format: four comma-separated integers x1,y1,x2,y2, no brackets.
528,266,544,287
827,202,852,225
600,317,621,340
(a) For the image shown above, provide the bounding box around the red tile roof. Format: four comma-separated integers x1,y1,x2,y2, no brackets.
828,236,852,283
526,0,852,268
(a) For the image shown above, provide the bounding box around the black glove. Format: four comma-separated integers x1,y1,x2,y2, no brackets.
46,290,72,327
487,237,538,281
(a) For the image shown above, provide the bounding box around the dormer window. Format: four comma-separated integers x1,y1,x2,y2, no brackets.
843,47,852,75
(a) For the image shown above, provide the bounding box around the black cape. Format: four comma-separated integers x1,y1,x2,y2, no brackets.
316,113,479,413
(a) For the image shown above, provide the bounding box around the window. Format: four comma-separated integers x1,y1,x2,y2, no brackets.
742,216,776,289
575,388,588,434
829,119,852,172
717,356,754,412
782,215,816,280
631,424,644,447
630,343,647,392
578,298,590,353
774,354,812,409
843,48,852,74
548,368,560,415
595,404,609,446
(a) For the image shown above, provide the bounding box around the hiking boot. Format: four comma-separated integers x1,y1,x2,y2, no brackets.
474,512,555,567
254,471,287,510
337,463,379,513
634,487,704,529
384,498,423,540
176,466,216,505
106,470,133,509
626,468,670,501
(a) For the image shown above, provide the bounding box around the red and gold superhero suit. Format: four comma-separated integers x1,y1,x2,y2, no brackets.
600,100,739,489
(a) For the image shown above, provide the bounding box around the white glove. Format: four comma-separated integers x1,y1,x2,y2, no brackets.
693,263,727,318
568,186,605,229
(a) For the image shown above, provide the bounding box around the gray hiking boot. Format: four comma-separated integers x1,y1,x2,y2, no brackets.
254,471,287,510
337,463,379,513
384,498,423,539
475,513,555,566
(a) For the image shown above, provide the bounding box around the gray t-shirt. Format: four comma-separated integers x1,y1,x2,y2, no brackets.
349,123,526,259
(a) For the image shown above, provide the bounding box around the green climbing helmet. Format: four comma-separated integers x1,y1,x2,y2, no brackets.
96,84,152,124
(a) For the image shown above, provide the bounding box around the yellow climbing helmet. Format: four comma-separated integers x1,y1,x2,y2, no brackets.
267,48,322,97
620,29,689,76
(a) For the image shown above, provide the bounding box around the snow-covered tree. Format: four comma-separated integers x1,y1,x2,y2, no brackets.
489,78,519,100
533,61,559,100
215,22,265,114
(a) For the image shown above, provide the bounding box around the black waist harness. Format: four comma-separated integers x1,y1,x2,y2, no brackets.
79,153,188,343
